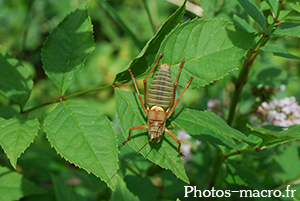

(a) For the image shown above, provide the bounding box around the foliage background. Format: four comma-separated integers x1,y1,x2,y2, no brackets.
0,0,300,200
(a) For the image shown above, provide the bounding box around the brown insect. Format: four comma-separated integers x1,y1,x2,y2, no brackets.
122,53,194,158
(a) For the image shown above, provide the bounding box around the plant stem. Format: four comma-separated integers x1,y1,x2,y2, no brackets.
227,50,258,126
227,16,281,126
22,98,60,114
22,84,112,114
226,147,258,158
207,151,224,190
227,30,271,126
64,84,112,100
275,177,300,190
142,0,156,35
209,4,281,190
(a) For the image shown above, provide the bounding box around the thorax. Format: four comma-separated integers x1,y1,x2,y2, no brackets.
147,105,167,142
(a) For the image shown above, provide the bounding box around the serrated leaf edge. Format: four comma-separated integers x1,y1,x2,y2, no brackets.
44,101,119,189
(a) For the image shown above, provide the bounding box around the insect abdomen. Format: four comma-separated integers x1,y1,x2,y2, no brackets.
147,64,173,110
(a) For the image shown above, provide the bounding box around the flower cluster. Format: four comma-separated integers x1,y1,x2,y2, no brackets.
257,96,300,127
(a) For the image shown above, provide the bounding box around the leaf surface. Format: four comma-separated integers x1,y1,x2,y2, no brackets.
233,15,257,33
158,18,255,89
237,0,266,28
0,48,33,109
248,124,300,149
0,115,39,168
259,44,300,60
111,175,139,201
45,101,118,189
273,142,300,183
41,2,95,95
290,3,300,13
250,64,298,87
113,0,186,84
172,108,255,148
273,22,300,37
266,0,280,15
124,175,159,201
0,166,45,201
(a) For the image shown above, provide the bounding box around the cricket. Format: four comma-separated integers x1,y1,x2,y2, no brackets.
122,53,194,158
95,53,193,198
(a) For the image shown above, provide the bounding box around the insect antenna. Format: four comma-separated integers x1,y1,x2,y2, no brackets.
92,136,153,200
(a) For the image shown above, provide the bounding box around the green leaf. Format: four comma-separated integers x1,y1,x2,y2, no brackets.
0,47,33,110
0,166,45,201
273,22,300,37
225,160,254,186
124,176,159,201
290,3,300,13
161,170,188,198
158,18,255,89
200,0,218,18
233,14,257,33
111,175,139,201
250,63,298,87
284,16,300,22
41,2,95,96
280,124,300,137
260,1,271,11
200,0,243,19
259,44,300,60
248,124,300,149
51,174,85,201
172,108,255,149
278,10,294,21
273,142,300,183
0,105,19,119
237,0,267,29
115,88,189,183
113,0,186,84
44,101,118,189
0,115,39,168
266,0,280,15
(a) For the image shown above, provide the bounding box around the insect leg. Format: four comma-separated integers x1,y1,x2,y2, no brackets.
128,69,147,114
143,53,164,105
167,75,194,118
170,59,185,108
122,125,148,146
164,128,185,159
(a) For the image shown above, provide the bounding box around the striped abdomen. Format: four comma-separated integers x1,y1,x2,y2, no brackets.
147,64,173,110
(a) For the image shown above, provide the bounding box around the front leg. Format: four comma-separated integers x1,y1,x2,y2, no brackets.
122,125,148,146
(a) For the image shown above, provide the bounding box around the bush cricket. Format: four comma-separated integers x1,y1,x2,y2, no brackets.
122,53,194,158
